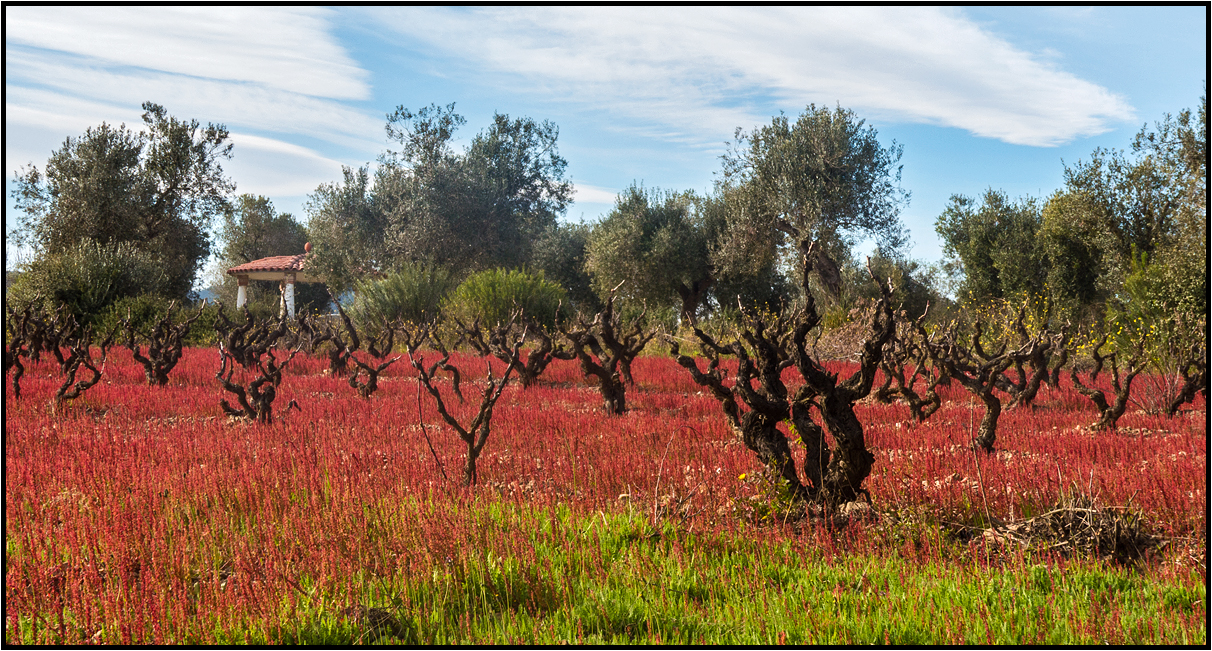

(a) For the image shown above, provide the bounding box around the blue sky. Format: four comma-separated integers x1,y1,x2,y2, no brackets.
5,6,1206,282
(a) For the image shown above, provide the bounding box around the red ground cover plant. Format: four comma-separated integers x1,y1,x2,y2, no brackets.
4,344,1206,643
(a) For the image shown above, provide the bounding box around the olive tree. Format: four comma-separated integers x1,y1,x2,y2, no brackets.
668,104,911,509
307,104,574,290
717,104,909,301
670,243,895,508
584,184,713,323
12,102,235,300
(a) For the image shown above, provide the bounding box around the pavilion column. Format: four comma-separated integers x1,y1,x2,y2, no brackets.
236,276,249,308
284,274,296,318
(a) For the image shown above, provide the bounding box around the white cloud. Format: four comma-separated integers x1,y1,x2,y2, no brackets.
224,132,348,198
4,5,387,181
5,99,363,201
4,93,147,177
5,53,384,152
372,6,1136,147
571,184,620,205
5,6,368,100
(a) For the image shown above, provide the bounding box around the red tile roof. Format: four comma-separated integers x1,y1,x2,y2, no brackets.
226,254,308,275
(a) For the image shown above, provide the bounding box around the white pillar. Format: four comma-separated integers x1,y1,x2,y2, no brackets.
285,275,296,318
236,276,248,308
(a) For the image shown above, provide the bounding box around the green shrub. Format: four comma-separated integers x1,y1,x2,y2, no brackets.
7,239,171,325
90,295,224,348
93,294,174,339
182,301,223,347
346,263,458,334
443,268,568,330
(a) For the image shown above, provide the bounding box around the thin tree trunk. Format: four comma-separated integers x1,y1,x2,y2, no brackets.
972,390,1001,452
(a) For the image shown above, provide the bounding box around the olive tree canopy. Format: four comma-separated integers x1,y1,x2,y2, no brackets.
12,102,234,300
584,184,713,323
306,103,573,293
717,104,909,295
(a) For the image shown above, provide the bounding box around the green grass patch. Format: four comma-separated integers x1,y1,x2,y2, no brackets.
174,502,1206,646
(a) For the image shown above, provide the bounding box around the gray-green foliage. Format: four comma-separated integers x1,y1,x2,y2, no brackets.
346,263,458,334
939,95,1207,320
531,221,600,313
305,166,389,295
935,189,1046,304
697,188,793,313
1121,92,1206,314
1106,249,1205,378
443,268,568,331
716,103,910,287
1059,99,1201,283
460,112,575,267
584,184,712,321
11,102,234,300
1038,191,1120,316
306,104,573,291
7,239,170,325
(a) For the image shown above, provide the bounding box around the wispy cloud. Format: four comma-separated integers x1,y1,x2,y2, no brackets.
5,6,369,100
372,6,1136,147
4,63,383,153
572,184,621,205
5,6,382,191
224,133,348,198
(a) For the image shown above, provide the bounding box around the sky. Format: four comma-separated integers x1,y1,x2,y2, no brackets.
5,6,1207,283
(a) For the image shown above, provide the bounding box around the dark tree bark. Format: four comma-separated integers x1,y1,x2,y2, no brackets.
1070,333,1146,430
670,239,895,509
407,324,523,486
22,303,77,366
5,351,24,400
457,314,574,389
515,326,576,388
992,308,1063,410
559,294,655,415
970,388,1003,453
1047,329,1071,389
289,311,327,355
1161,315,1207,417
55,343,102,402
214,305,290,369
124,301,207,386
1166,344,1207,417
878,308,948,422
217,345,299,423
349,356,399,398
5,302,38,399
330,300,399,398
923,320,1017,452
5,302,90,400
213,309,300,423
47,311,119,403
675,276,714,326
789,252,895,504
669,322,812,502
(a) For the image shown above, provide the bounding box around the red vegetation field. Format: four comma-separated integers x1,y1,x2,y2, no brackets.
5,346,1206,642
